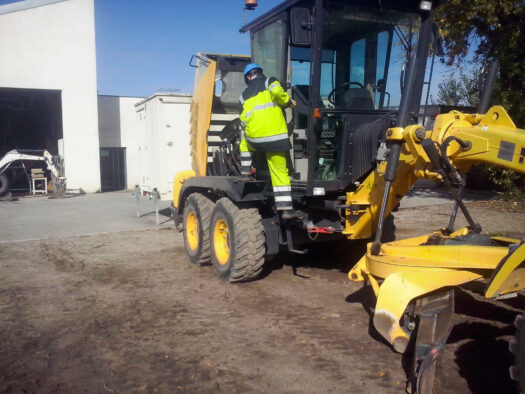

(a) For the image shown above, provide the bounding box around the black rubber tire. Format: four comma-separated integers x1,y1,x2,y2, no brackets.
209,197,265,283
510,312,525,392
182,193,215,266
0,174,9,195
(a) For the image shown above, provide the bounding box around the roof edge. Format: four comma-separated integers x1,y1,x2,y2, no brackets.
0,0,70,16
134,92,192,108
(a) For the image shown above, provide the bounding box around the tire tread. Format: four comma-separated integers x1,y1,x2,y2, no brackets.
213,198,265,283
183,193,215,265
510,312,525,391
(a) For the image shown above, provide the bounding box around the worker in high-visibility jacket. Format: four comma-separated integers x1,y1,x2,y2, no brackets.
239,63,300,220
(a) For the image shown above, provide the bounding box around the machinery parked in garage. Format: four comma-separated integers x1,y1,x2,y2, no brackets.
0,149,66,198
171,1,525,392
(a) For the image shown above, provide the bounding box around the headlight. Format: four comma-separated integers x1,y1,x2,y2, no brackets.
419,1,432,11
313,187,325,196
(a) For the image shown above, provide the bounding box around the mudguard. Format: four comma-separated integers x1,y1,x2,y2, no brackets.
175,176,269,215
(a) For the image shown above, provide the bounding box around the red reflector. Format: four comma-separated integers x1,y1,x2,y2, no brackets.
313,108,322,119
307,227,334,234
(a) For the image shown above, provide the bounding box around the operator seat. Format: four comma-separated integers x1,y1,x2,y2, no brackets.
342,88,374,110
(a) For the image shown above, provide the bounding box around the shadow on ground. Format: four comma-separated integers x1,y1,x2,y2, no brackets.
262,238,368,280
447,287,521,394
341,276,522,394
138,207,173,224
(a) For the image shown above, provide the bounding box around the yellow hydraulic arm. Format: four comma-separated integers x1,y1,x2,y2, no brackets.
433,106,525,173
348,106,525,391
342,106,525,241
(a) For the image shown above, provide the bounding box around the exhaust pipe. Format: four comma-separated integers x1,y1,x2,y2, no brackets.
477,60,499,114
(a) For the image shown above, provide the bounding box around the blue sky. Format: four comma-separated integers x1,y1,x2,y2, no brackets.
0,0,453,99
94,0,283,97
93,1,451,99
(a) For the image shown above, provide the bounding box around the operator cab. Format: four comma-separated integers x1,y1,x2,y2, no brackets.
241,0,436,196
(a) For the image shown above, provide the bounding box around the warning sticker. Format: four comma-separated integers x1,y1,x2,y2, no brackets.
497,141,515,162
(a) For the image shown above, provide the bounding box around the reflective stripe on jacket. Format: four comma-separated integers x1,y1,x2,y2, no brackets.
239,75,292,152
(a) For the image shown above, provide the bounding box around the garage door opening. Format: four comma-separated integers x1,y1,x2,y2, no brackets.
0,87,63,154
0,87,63,192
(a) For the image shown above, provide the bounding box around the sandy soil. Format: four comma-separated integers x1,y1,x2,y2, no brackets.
0,201,523,393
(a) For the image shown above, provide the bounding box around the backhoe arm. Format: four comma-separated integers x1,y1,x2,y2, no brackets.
0,150,60,178
433,105,525,174
347,106,525,393
348,106,525,352
343,106,525,241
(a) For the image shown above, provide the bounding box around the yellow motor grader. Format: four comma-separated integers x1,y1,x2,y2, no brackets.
171,0,525,392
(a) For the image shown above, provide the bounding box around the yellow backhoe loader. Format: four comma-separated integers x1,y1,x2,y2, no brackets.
171,1,525,392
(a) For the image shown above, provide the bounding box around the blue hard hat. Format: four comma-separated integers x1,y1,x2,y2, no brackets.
244,63,263,76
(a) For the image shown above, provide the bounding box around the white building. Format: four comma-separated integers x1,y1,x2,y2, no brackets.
0,0,100,192
0,0,194,196
97,95,144,192
96,94,193,199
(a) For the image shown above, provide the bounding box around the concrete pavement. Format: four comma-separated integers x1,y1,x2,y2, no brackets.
0,191,173,243
0,184,495,243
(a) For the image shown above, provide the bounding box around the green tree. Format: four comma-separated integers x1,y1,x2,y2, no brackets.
434,67,483,106
435,0,525,127
435,1,525,196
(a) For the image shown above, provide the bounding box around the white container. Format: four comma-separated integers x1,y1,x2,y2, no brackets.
135,93,192,200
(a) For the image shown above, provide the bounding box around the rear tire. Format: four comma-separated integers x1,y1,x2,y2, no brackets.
182,193,215,265
0,174,9,195
510,312,525,392
210,197,265,282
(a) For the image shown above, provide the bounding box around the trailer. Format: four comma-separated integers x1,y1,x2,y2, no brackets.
135,93,192,200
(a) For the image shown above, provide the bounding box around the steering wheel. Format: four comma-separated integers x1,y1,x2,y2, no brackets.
327,81,364,105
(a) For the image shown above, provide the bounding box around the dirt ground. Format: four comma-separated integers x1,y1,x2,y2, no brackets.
0,201,524,393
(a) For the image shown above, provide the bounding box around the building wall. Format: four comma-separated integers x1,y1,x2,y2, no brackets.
98,95,143,189
0,0,100,192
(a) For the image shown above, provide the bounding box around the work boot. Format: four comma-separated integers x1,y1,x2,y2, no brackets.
281,209,303,220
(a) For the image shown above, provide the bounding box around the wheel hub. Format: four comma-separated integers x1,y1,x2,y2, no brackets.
186,211,199,250
214,219,230,265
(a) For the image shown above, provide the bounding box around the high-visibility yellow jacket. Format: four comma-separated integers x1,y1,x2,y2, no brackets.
239,75,292,152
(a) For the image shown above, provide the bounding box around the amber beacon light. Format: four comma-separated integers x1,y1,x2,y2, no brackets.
245,0,258,10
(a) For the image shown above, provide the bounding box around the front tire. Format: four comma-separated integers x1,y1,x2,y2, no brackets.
510,312,525,392
182,193,215,265
210,198,265,283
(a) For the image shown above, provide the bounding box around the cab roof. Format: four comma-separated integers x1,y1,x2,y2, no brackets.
240,0,441,33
